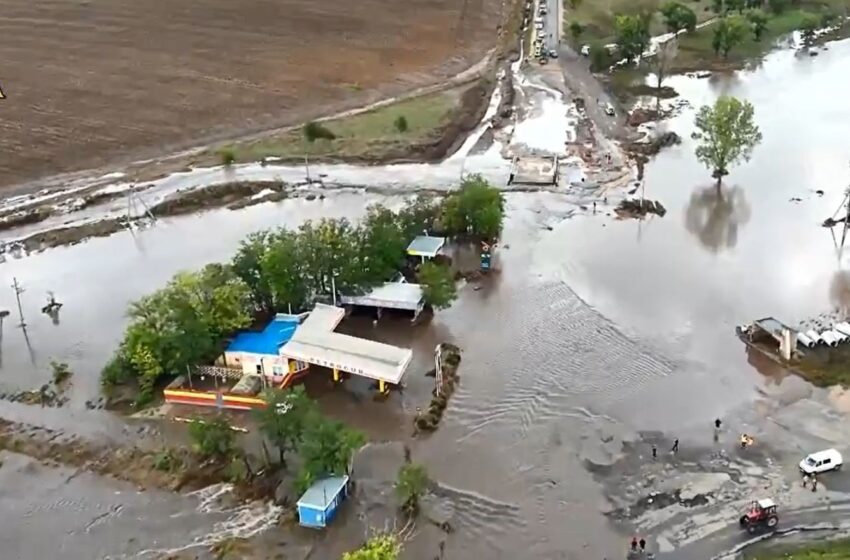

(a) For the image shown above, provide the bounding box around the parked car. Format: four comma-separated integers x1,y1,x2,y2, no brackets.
604,103,615,116
581,44,590,56
799,449,843,474
549,49,558,58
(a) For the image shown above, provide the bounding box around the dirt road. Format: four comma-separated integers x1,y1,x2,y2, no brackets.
0,0,505,191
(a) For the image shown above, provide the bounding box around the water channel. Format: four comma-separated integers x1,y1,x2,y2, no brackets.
1,38,850,559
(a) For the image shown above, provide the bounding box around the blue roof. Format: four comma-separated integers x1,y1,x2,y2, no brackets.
297,476,349,509
226,314,300,355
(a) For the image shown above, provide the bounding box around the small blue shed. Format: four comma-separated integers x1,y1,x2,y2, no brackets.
296,475,350,528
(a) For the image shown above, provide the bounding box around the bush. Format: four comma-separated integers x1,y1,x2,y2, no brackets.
303,121,336,142
50,361,72,385
418,262,457,310
153,449,181,472
589,42,614,72
767,0,789,14
394,115,408,133
569,21,584,39
188,415,236,460
219,148,236,166
396,463,430,516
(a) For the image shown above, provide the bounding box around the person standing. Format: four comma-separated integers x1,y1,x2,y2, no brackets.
631,536,638,551
671,439,679,454
802,474,810,488
639,538,646,552
715,418,722,430
651,444,657,460
812,474,818,492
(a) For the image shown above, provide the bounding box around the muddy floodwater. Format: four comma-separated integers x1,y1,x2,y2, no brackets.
2,40,850,559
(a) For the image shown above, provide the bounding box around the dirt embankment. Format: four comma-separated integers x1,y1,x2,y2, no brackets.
149,180,287,216
0,418,277,499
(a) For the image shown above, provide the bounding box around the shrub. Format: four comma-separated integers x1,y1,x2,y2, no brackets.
219,148,236,166
394,115,408,133
303,121,336,142
50,361,72,385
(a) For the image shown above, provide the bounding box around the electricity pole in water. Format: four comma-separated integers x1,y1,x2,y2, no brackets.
11,277,26,329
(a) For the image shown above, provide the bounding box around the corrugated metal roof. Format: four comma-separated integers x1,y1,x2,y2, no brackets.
297,475,349,509
407,235,446,257
338,282,424,311
226,314,300,355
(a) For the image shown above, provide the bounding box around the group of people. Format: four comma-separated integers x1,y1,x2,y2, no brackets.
802,473,820,492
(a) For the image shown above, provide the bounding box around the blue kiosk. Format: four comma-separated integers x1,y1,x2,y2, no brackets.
296,475,350,528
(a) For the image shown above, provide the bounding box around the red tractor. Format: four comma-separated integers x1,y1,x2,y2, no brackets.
739,499,779,534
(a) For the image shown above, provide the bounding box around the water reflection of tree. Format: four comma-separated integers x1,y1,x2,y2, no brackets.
684,183,751,253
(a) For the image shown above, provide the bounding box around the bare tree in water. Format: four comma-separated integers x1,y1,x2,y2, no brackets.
650,39,678,114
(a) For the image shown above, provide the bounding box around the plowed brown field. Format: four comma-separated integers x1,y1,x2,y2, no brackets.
0,0,507,190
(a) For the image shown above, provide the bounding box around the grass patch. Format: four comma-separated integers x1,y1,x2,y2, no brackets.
563,0,715,47
217,90,459,163
792,342,850,388
672,8,820,72
746,537,850,559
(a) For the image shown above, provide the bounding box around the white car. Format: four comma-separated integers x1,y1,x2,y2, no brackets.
799,448,843,474
580,44,590,56
604,103,615,116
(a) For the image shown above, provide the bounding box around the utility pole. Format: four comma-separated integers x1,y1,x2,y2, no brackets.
305,155,312,184
11,277,26,328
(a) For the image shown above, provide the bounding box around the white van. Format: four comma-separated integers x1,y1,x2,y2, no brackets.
799,449,843,474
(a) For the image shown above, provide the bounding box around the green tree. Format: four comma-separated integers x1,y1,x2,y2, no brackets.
254,386,318,468
649,39,678,113
712,15,749,58
393,115,408,133
359,205,407,284
569,21,584,39
661,2,697,32
261,229,309,312
232,231,274,314
173,264,253,339
303,121,336,142
614,14,651,62
441,175,505,240
712,0,726,14
418,262,457,310
693,96,763,189
396,463,430,516
397,195,440,240
588,42,614,72
746,9,768,40
726,0,745,13
298,418,365,479
188,415,236,460
128,342,163,404
299,219,363,295
800,14,820,46
218,149,236,166
767,0,789,13
343,534,401,560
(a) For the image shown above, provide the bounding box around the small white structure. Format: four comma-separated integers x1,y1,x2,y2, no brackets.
338,282,425,318
407,236,446,262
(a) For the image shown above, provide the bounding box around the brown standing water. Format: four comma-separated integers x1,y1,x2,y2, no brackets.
2,39,850,559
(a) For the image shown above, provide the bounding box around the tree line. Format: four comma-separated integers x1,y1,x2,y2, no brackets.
102,175,505,404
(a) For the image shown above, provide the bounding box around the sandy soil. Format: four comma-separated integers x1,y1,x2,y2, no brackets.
0,0,508,192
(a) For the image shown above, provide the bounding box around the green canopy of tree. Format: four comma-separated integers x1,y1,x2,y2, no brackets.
767,0,789,14
298,417,365,481
417,262,457,310
108,264,252,399
726,0,745,14
396,463,430,516
188,415,236,460
588,42,614,72
661,2,697,32
232,231,275,314
254,386,318,468
359,205,407,282
397,196,440,241
693,96,763,188
614,14,651,62
569,21,584,39
342,534,401,560
746,9,768,40
800,13,820,45
441,175,504,240
712,15,749,58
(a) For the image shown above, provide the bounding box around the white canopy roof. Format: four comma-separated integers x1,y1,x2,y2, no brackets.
338,282,424,312
280,303,412,384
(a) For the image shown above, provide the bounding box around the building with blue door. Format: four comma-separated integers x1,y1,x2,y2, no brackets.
296,475,350,528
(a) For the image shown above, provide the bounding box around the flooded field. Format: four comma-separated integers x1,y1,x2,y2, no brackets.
1,37,850,560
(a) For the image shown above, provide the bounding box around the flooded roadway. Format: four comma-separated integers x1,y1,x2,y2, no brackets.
2,38,850,559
